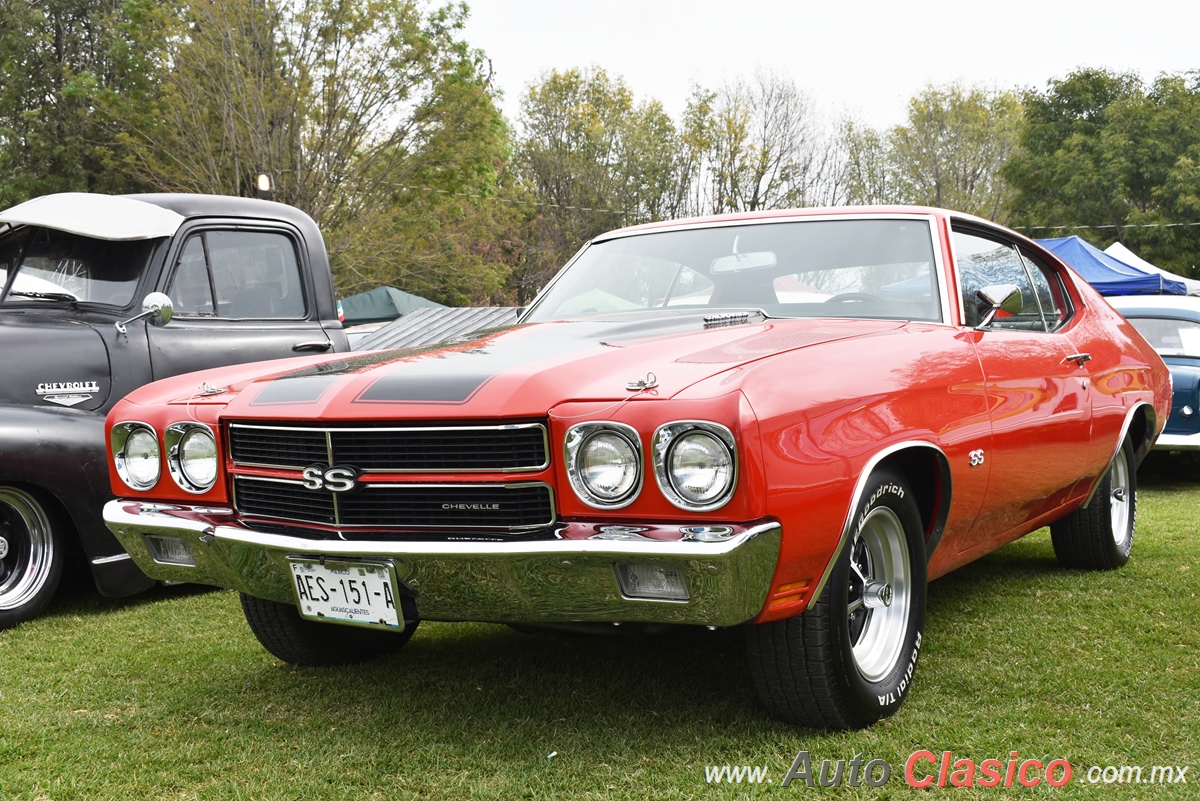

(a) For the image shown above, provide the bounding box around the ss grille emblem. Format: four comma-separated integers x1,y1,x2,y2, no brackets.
301,465,360,493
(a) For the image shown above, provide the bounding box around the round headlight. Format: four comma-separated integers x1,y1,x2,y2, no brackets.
653,422,737,511
668,431,733,504
564,423,643,508
580,432,639,501
179,428,218,489
117,425,161,490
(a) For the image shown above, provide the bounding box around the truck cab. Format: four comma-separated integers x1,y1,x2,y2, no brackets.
0,193,349,628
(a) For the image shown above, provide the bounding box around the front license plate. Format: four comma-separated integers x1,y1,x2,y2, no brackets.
288,559,402,629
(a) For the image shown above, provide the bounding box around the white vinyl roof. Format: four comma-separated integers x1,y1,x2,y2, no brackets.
0,192,185,240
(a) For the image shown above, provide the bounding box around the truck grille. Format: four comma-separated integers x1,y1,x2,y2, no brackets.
233,477,555,531
228,422,549,472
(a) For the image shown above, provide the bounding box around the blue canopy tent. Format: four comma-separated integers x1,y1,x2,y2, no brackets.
1037,236,1187,296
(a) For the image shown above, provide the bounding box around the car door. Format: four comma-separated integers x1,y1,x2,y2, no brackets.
952,225,1094,551
148,224,335,380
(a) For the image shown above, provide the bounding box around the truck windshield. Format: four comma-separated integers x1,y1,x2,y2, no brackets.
522,218,942,323
0,227,157,307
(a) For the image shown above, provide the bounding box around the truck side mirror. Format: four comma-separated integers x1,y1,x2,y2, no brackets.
115,292,174,334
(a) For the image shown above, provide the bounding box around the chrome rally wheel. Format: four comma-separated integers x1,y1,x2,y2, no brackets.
746,468,927,729
847,505,913,684
1051,436,1136,570
0,486,64,629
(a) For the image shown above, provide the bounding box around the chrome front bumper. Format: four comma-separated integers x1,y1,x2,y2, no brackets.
103,501,781,627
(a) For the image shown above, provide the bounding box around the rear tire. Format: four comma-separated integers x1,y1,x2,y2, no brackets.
1051,437,1135,570
0,486,65,630
240,593,418,666
745,469,926,729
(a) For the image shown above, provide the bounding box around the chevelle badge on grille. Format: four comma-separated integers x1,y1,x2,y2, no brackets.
37,381,99,407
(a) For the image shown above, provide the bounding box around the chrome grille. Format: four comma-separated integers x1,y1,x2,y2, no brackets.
233,477,555,530
228,422,548,472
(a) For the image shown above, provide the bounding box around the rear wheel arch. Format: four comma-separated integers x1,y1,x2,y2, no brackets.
1125,403,1155,465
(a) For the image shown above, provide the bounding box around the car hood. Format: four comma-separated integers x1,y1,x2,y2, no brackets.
132,314,905,421
0,313,112,410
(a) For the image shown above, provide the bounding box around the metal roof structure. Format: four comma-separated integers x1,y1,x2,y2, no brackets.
352,306,522,351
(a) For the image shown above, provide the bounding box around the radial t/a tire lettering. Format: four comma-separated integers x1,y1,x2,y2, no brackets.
745,468,927,730
240,593,418,666
1050,436,1136,570
0,486,65,630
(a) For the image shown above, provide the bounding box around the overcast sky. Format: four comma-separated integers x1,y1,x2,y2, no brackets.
462,0,1200,130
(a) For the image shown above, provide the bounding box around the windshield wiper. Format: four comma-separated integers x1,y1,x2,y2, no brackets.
7,290,79,305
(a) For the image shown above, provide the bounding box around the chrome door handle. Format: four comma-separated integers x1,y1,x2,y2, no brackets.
1063,352,1092,366
292,340,334,352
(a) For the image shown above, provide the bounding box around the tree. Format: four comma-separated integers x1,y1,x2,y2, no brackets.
100,0,514,301
513,67,684,301
840,84,1022,220
0,0,161,207
889,85,1021,220
1004,69,1200,277
684,70,839,214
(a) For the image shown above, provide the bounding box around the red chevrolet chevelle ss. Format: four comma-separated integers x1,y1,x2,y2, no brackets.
103,207,1169,729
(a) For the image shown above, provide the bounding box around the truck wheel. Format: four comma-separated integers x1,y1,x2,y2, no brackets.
240,593,418,666
1051,436,1135,570
0,486,65,630
746,469,926,729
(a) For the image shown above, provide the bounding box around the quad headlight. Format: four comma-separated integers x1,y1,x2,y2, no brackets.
653,422,737,511
564,422,643,508
165,422,218,493
111,422,161,490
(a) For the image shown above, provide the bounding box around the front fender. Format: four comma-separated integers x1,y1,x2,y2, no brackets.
0,403,152,596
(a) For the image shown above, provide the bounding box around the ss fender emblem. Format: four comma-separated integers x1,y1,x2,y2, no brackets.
301,465,360,493
968,449,985,467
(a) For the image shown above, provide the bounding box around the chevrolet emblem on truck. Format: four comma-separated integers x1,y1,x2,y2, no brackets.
37,381,100,407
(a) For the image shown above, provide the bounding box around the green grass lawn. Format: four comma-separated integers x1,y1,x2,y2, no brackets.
2,456,1198,800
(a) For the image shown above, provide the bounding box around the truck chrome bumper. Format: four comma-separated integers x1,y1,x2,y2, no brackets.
103,500,781,627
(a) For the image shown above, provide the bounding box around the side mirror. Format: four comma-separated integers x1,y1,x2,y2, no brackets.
974,284,1022,329
115,292,174,334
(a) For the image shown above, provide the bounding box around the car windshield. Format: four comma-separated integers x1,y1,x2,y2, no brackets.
0,226,157,307
523,218,941,323
1127,315,1200,357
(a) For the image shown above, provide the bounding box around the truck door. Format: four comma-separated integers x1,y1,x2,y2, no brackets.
148,225,335,380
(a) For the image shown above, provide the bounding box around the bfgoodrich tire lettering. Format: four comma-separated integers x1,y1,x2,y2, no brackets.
240,593,418,666
0,486,65,630
1050,436,1136,570
745,469,927,729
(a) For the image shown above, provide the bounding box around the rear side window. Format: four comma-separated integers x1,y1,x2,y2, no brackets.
167,230,306,319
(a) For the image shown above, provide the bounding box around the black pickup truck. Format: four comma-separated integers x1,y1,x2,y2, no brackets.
0,193,350,628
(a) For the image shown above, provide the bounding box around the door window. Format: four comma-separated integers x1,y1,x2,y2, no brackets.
167,230,306,319
953,229,1071,331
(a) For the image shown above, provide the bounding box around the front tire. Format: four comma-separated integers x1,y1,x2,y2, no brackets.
240,593,418,666
0,486,65,630
746,469,927,729
1050,436,1136,570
